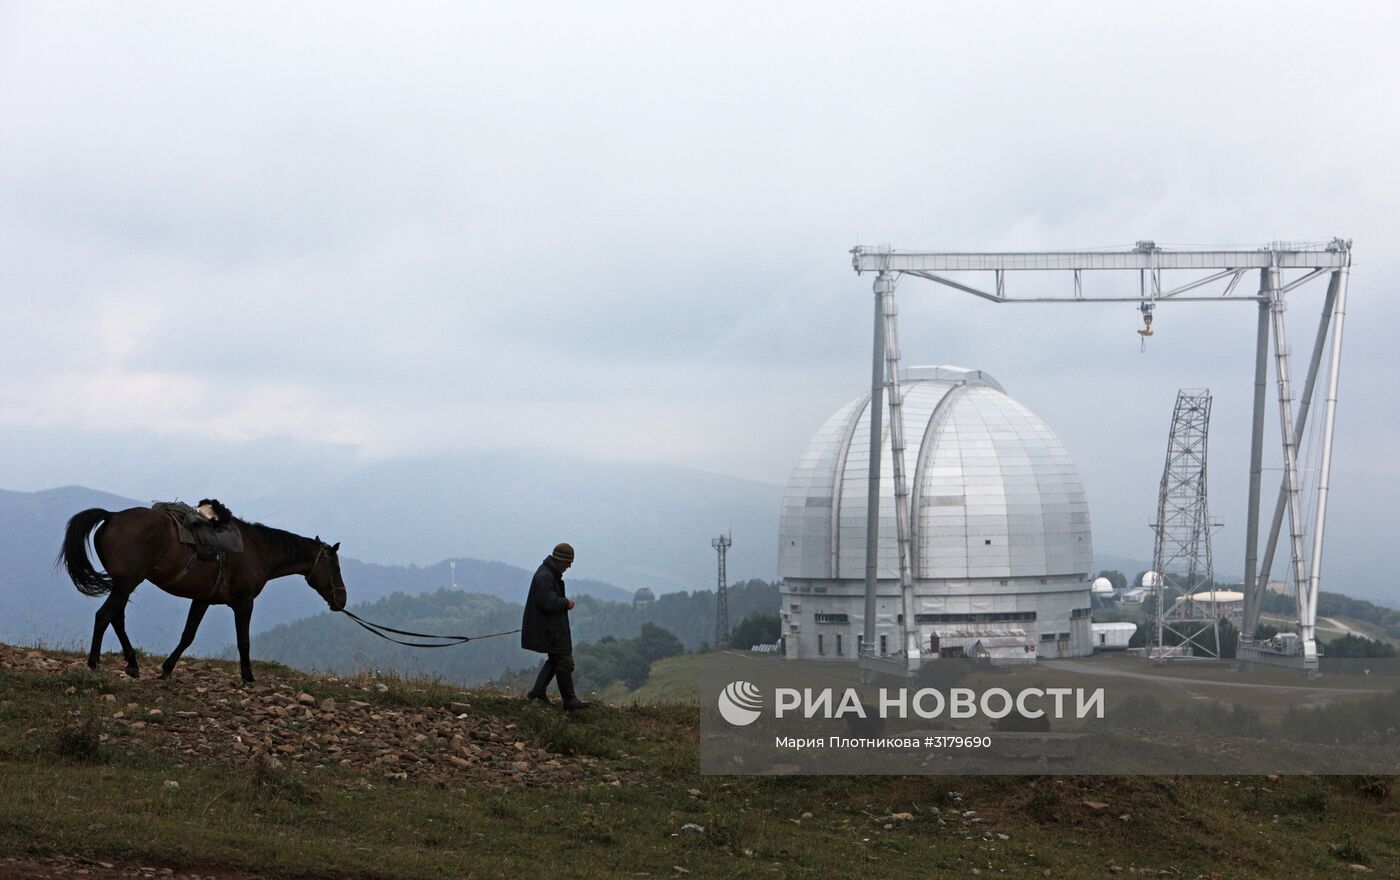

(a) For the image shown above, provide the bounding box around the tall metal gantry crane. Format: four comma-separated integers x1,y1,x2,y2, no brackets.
1151,389,1222,658
851,240,1352,670
712,532,732,650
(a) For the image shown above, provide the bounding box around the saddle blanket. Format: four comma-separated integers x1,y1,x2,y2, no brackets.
151,500,244,557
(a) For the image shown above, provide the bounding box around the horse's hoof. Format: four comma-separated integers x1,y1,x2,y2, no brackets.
125,666,140,679
86,658,99,670
159,669,172,681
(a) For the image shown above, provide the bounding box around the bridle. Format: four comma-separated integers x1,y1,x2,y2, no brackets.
308,542,330,578
308,542,344,604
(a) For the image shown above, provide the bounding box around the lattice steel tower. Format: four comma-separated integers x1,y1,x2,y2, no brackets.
712,532,732,649
1151,389,1221,657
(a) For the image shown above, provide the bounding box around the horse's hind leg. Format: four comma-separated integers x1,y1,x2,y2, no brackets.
161,601,209,680
87,592,122,670
109,587,140,678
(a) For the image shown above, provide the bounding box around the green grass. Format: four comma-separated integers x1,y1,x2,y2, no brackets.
1261,613,1400,648
2,648,1398,879
599,653,700,705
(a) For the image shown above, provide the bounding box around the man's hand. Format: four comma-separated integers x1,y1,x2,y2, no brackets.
566,599,576,610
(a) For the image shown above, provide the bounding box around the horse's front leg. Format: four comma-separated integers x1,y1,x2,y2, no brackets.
161,600,210,679
232,598,256,683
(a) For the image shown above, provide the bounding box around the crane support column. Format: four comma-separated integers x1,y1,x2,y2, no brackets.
878,274,919,661
1241,297,1271,639
1306,258,1350,635
1251,270,1341,634
862,273,888,656
1266,262,1315,661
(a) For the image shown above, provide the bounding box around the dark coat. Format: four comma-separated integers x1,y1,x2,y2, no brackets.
520,559,571,654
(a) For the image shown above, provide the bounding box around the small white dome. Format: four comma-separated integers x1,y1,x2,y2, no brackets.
1091,577,1114,593
1141,571,1163,588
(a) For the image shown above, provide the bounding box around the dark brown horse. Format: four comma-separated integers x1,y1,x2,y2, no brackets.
58,507,347,683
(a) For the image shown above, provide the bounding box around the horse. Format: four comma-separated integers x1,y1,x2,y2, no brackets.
57,506,347,683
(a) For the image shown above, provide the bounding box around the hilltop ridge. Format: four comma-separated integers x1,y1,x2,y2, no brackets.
1,641,1398,878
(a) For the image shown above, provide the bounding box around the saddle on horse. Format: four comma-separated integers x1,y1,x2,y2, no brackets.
151,499,243,592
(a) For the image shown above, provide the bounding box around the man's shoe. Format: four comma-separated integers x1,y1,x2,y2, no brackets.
557,670,591,711
527,659,557,705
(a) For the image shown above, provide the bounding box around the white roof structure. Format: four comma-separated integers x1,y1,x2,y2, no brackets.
1188,590,1245,603
1091,622,1139,633
1091,577,1115,594
779,365,1093,582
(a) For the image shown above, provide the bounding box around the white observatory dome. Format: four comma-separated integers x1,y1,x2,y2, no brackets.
1141,571,1163,588
778,366,1095,659
1091,577,1115,594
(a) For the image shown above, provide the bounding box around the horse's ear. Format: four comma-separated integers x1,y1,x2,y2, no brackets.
315,535,321,543
332,542,340,551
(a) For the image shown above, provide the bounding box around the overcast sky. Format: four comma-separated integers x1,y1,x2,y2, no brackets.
1,2,1397,594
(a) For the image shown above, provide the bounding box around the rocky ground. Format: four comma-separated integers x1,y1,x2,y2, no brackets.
0,854,262,880
0,645,616,791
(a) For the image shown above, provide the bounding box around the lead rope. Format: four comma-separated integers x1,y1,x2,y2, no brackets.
337,608,521,649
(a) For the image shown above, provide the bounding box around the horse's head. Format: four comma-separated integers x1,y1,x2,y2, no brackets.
307,537,347,611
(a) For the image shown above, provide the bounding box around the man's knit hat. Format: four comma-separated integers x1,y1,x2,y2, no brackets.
550,543,575,564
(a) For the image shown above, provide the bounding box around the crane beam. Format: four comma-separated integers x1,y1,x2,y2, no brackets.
853,244,1349,274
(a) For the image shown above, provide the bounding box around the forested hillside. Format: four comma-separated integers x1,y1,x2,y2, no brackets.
251,579,780,685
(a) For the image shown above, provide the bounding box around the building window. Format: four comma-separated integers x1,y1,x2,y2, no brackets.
1058,632,1070,641
836,634,843,656
1071,607,1092,619
791,604,801,612
1040,632,1056,642
818,634,824,655
879,635,887,655
815,612,849,624
857,634,864,654
915,611,1036,624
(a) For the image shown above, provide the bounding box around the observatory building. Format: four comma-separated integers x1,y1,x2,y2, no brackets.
778,366,1095,660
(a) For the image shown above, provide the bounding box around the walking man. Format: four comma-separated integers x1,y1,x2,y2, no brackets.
521,542,591,711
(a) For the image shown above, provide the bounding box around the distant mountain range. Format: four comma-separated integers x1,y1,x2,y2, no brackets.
0,439,785,596
0,485,631,656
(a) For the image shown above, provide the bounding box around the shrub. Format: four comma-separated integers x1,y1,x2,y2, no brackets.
1283,788,1328,815
52,710,102,761
248,751,318,804
1328,834,1369,865
56,667,104,692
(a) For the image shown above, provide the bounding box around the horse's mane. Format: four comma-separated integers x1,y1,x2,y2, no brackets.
235,519,318,560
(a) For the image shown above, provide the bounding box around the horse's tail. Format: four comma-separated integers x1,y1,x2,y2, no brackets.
57,508,113,597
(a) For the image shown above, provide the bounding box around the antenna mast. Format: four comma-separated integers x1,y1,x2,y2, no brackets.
712,532,732,649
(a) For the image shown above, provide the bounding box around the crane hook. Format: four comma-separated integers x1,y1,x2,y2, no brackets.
1137,302,1155,352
